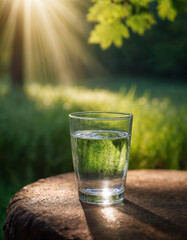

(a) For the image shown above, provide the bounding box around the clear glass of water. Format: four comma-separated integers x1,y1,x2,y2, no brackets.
69,111,133,205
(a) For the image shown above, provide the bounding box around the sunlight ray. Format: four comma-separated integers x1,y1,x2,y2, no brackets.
24,0,32,80
0,0,102,83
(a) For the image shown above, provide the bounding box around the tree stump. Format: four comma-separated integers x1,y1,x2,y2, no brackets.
3,170,187,240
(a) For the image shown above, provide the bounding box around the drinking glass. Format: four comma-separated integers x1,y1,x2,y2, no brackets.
69,111,133,205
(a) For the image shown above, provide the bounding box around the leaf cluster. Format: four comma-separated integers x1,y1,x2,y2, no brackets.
88,0,178,49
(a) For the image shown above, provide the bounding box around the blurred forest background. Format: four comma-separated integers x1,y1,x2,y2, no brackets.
0,0,187,238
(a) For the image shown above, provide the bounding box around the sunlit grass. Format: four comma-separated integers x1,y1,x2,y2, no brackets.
1,80,186,176
25,83,187,170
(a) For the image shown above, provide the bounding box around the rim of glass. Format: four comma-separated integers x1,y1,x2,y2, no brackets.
69,111,133,120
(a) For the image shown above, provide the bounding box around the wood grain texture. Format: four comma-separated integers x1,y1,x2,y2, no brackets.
3,170,187,240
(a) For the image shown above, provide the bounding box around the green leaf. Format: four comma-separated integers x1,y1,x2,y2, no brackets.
87,0,132,23
89,21,130,49
87,0,178,49
126,12,156,35
157,0,177,21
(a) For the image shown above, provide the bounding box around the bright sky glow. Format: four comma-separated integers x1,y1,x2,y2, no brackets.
0,0,100,82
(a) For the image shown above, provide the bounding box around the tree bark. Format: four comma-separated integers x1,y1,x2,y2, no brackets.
11,1,24,88
0,1,11,75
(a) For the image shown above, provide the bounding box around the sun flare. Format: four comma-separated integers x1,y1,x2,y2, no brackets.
0,0,100,83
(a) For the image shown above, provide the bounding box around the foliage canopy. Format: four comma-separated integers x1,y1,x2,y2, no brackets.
87,0,184,49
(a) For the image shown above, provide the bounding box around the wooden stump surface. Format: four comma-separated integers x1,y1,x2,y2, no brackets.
3,170,187,240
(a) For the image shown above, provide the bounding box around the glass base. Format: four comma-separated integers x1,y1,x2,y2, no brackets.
79,188,124,205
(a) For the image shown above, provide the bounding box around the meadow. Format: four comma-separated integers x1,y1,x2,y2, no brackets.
0,77,187,238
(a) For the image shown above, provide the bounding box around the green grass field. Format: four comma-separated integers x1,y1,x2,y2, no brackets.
0,77,187,239
82,76,187,105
